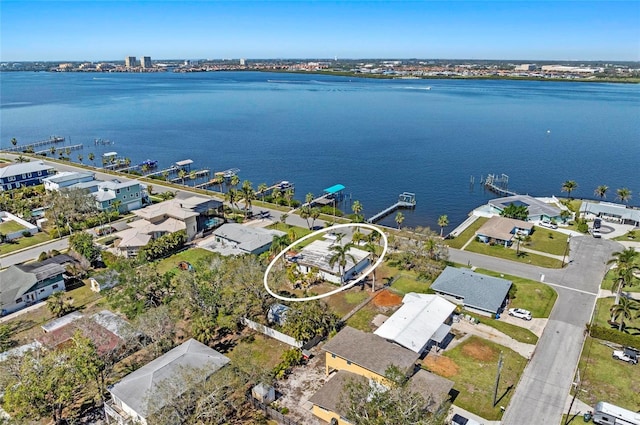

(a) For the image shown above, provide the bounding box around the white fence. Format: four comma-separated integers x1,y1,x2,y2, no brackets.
0,211,38,241
242,318,302,348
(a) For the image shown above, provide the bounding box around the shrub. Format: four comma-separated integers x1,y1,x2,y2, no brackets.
587,323,640,350
22,230,32,237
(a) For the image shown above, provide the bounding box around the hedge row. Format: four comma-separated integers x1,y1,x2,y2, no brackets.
587,323,640,350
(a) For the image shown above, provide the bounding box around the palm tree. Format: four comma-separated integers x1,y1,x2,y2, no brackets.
607,247,639,305
178,169,187,185
610,296,639,332
77,154,83,163
616,187,632,204
329,242,356,282
229,174,240,190
351,200,363,222
305,192,314,207
257,183,268,200
395,211,405,229
561,180,578,199
364,242,379,292
272,187,282,205
162,170,170,182
47,291,74,318
225,188,239,212
240,180,255,217
88,152,95,165
49,146,56,156
111,199,122,218
11,137,17,147
438,214,449,237
284,188,294,208
514,233,526,256
16,155,28,163
270,234,291,257
310,207,321,229
279,213,289,227
594,185,608,200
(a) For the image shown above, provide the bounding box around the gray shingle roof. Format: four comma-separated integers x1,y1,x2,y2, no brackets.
308,370,366,415
1,263,65,308
0,161,54,178
430,267,512,314
489,195,561,219
322,326,419,376
109,339,230,419
212,223,284,253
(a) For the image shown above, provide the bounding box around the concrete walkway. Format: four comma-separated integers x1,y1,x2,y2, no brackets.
448,404,502,425
450,320,536,359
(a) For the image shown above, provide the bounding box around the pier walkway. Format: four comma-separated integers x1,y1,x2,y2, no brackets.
35,143,83,155
484,173,517,197
366,192,416,223
3,136,65,153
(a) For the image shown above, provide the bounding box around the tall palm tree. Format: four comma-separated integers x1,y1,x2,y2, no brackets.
229,174,240,190
438,214,449,237
178,169,187,185
607,247,639,305
49,146,56,156
610,296,639,332
616,187,632,204
225,188,239,212
11,137,17,147
352,200,363,223
257,183,268,200
310,207,321,229
240,180,255,217
561,180,578,199
272,187,282,205
594,185,608,200
284,188,295,208
77,154,83,163
270,234,291,257
329,242,356,282
88,152,95,165
395,211,405,229
364,242,379,292
280,213,289,228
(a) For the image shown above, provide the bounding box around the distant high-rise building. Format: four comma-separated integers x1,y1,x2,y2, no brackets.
141,56,152,69
240,58,245,66
125,56,137,68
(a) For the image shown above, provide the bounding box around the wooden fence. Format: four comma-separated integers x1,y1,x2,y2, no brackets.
247,396,301,425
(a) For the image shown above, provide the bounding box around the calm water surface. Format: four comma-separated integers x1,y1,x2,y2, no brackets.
1,71,639,230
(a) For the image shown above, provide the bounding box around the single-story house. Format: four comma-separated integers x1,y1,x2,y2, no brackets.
208,223,285,256
488,195,562,222
0,160,55,191
104,338,230,425
296,239,370,285
374,293,456,354
0,261,65,316
430,267,512,317
580,201,640,227
476,216,533,247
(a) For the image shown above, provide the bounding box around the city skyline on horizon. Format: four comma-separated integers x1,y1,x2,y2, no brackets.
1,1,639,62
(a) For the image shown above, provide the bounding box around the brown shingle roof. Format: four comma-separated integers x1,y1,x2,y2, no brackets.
476,216,533,241
308,370,365,415
407,369,454,412
322,326,419,376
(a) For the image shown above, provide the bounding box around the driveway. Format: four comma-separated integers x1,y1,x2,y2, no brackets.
450,235,621,425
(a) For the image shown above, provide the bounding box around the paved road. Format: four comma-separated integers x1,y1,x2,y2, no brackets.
0,237,69,268
451,236,620,425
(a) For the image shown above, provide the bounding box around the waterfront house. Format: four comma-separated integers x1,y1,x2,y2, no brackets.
295,239,370,285
104,339,230,425
430,267,512,317
488,195,562,222
0,160,55,191
580,200,640,227
0,261,65,316
475,216,533,247
374,293,456,354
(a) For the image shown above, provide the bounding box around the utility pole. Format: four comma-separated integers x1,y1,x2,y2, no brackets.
493,351,504,407
564,370,581,424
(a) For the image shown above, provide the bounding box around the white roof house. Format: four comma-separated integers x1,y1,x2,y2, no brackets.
105,339,230,425
42,171,95,191
296,239,370,284
374,293,456,353
210,223,285,255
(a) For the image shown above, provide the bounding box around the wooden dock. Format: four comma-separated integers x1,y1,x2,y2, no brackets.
4,136,65,153
35,143,83,155
484,173,518,197
367,192,416,223
170,169,210,183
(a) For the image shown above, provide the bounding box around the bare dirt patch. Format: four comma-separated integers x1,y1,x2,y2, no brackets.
275,352,326,424
462,339,497,361
423,355,459,378
373,289,402,307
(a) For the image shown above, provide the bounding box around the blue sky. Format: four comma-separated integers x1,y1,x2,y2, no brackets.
1,1,639,61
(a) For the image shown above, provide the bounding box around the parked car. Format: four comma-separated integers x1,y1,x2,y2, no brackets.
594,218,602,229
612,347,639,365
538,220,558,229
508,308,532,321
591,228,602,238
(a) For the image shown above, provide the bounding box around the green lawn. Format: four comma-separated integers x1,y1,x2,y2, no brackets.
527,228,570,256
593,297,640,330
0,220,26,233
446,217,488,249
0,231,52,255
473,269,558,318
613,229,639,242
577,336,640,411
465,312,538,345
345,303,380,332
601,269,640,292
227,333,291,370
465,240,563,268
428,336,527,420
154,248,219,275
391,274,434,295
